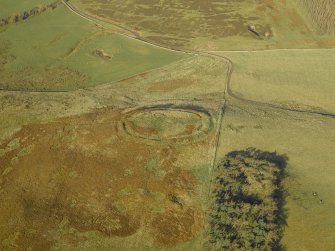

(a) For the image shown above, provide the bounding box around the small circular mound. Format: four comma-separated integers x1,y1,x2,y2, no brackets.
122,105,213,142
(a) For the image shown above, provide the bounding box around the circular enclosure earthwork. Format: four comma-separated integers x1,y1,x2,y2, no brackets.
121,104,213,142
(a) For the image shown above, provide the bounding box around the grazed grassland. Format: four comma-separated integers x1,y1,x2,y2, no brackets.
0,0,56,18
217,49,335,114
0,4,185,91
0,0,62,27
217,99,335,251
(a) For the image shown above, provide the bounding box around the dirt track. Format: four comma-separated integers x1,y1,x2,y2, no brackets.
2,0,334,120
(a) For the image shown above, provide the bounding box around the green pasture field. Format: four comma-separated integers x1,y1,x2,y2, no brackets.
217,49,335,114
0,0,55,18
0,4,186,91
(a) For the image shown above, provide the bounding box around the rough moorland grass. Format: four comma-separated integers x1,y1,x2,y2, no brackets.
218,49,335,113
0,54,228,251
70,0,335,50
0,5,187,91
295,0,335,34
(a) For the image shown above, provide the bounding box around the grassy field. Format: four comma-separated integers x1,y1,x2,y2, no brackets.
71,0,335,50
0,4,186,91
217,49,335,114
0,0,334,250
0,0,56,18
217,99,335,250
215,47,335,249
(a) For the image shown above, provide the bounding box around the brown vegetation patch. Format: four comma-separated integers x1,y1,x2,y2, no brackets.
67,204,140,237
0,43,15,68
0,53,15,67
0,66,90,91
0,107,204,249
71,0,275,48
125,121,158,137
121,71,148,82
145,36,190,48
95,48,112,60
163,169,198,193
296,0,335,34
287,8,310,31
150,207,203,247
